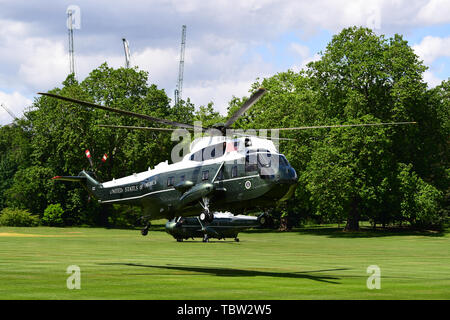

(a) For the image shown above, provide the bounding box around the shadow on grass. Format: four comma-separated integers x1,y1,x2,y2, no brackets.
292,226,446,238
99,263,346,284
136,222,448,238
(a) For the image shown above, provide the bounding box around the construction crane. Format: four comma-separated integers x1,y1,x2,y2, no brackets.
174,25,186,106
1,103,18,121
122,38,131,68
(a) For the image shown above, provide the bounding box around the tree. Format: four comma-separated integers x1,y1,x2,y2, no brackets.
303,27,443,229
20,63,192,225
397,163,443,228
230,27,446,230
0,120,32,209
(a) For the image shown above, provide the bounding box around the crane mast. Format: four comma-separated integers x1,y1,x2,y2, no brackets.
67,10,75,75
174,25,186,106
1,103,18,121
122,38,131,68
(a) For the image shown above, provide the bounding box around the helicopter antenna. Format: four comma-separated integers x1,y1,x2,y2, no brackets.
174,25,186,106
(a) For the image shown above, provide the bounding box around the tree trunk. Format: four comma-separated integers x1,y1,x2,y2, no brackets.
279,216,289,231
344,198,360,231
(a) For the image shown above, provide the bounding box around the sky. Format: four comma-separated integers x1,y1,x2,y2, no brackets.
0,0,449,125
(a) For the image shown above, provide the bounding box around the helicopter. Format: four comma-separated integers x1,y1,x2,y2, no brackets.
39,88,415,234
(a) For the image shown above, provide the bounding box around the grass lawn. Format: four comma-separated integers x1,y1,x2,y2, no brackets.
0,223,449,299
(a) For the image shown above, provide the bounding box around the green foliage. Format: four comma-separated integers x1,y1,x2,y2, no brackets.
397,164,443,228
0,208,39,227
14,63,195,226
0,122,33,210
228,26,447,230
0,28,446,231
42,204,64,227
5,166,58,216
107,205,142,229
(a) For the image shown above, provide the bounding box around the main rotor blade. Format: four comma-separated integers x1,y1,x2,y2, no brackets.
38,92,198,130
97,124,194,131
263,122,417,131
231,132,296,141
223,88,266,129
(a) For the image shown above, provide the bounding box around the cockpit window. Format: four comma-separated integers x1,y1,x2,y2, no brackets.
257,150,272,168
279,155,290,167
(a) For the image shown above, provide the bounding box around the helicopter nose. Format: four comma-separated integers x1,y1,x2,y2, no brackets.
278,165,298,184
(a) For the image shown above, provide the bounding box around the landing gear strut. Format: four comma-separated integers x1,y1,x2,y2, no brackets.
140,216,151,236
199,197,213,223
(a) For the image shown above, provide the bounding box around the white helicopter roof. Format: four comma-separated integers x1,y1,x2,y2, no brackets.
101,135,279,188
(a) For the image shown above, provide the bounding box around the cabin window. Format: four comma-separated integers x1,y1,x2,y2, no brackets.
180,175,185,182
203,147,215,160
231,165,238,178
190,149,203,162
202,170,209,181
203,143,227,161
191,143,228,162
167,176,175,186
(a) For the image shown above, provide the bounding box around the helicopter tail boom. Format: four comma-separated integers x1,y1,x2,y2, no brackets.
52,170,101,199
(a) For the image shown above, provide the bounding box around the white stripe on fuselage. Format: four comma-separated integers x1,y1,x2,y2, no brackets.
99,174,261,204
99,188,175,203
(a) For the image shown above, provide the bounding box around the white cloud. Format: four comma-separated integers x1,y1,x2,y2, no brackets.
412,35,450,65
184,79,255,115
290,43,321,72
17,38,68,89
423,70,444,88
416,0,450,24
132,47,180,89
1,0,449,124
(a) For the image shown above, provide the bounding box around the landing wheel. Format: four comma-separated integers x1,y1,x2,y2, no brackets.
203,234,209,243
234,237,240,242
199,209,213,223
141,227,149,236
199,211,207,223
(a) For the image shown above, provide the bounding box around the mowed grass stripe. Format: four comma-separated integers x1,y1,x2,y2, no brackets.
0,226,448,299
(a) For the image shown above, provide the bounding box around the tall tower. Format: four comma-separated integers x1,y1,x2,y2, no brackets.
174,25,186,106
67,9,75,76
122,38,131,68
